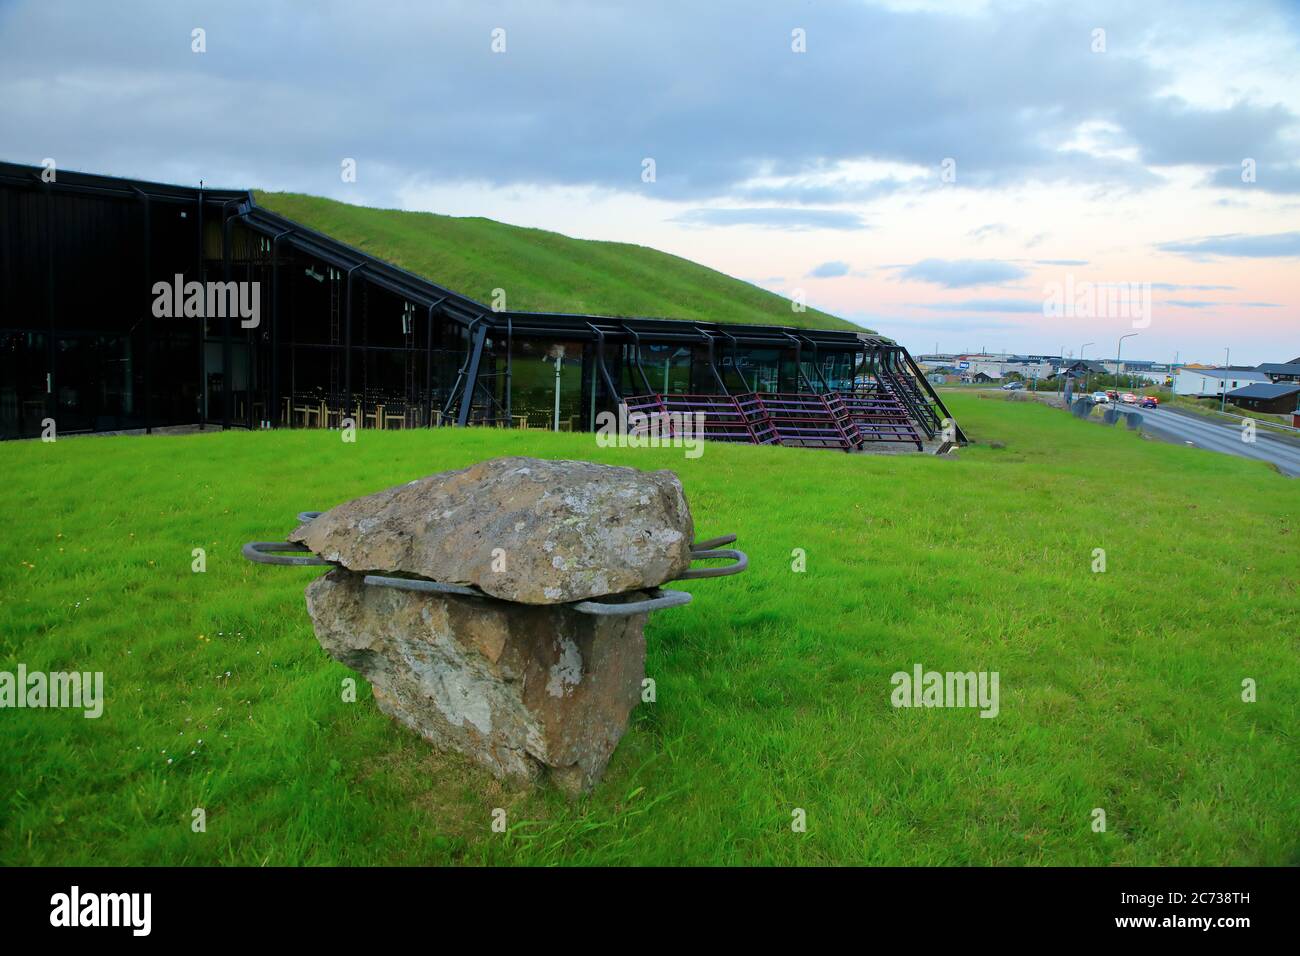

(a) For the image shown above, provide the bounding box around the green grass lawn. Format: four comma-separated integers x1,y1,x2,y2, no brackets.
255,191,861,332
1,394,1295,866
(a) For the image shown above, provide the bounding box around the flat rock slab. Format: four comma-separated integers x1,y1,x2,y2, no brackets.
306,569,646,795
290,456,694,605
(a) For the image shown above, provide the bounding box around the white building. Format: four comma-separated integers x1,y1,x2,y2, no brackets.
1173,368,1272,398
1099,360,1169,384
956,355,1053,380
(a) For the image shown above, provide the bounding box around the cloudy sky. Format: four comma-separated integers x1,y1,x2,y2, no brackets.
2,0,1297,363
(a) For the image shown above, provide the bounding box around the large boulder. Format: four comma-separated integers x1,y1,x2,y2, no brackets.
306,568,646,795
290,456,693,605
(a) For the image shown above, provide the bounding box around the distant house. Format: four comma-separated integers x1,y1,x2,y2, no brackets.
1256,362,1300,384
1173,367,1272,398
1226,382,1300,415
972,371,998,383
1060,360,1107,377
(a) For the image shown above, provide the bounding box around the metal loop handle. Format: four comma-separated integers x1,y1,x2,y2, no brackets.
363,574,482,598
363,575,691,616
242,541,335,567
570,588,693,616
676,547,748,579
296,511,323,523
691,533,737,551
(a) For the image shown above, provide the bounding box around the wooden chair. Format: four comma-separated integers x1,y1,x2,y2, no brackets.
353,403,380,430
323,402,347,429
292,395,317,428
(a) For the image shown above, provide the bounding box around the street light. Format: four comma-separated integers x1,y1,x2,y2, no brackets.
1221,346,1230,413
1117,333,1138,398
1081,341,1095,391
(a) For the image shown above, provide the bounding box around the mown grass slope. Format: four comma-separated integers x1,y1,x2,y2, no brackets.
255,191,861,332
0,393,1295,865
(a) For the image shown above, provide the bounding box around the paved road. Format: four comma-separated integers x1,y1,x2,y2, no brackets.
1110,402,1300,476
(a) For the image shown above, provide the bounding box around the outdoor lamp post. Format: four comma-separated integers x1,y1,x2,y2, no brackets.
1117,333,1138,398
1221,347,1230,413
553,352,562,432
1081,341,1095,391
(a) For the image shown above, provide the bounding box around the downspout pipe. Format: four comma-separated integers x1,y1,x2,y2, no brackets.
621,323,655,395
424,299,439,426
219,197,243,430
131,186,153,434
586,322,622,406
505,315,513,425
719,329,744,391
782,332,811,392
799,334,832,393
269,228,294,428
698,330,729,394
343,262,364,415
196,183,205,428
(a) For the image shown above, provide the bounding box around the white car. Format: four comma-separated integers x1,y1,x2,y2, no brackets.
1090,391,1110,404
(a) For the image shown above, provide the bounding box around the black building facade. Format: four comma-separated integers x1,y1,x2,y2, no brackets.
0,162,959,445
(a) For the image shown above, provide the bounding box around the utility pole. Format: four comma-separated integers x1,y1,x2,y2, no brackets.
1081,341,1095,393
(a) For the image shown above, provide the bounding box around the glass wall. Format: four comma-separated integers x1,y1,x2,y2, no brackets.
722,347,787,392
498,338,584,430
636,343,693,394
266,246,451,428
0,331,49,438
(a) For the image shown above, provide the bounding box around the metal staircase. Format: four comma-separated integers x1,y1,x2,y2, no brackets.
622,392,772,444
836,387,923,449
620,388,931,452
876,365,942,438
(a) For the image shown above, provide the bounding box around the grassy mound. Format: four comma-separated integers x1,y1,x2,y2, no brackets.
255,191,861,332
0,394,1295,865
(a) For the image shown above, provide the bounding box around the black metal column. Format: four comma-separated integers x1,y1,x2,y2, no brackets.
135,188,152,434
270,229,291,428
504,316,512,425
220,201,238,430
455,322,488,427
196,189,205,429
424,302,435,426
43,182,56,429
344,264,361,421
